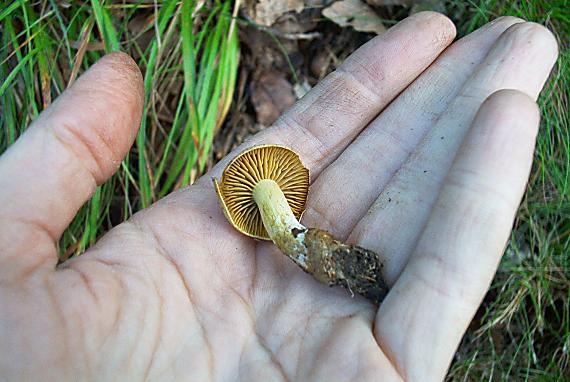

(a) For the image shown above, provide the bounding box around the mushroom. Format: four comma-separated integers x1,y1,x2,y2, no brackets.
214,144,389,304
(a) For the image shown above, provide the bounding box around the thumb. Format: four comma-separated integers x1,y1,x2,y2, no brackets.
0,52,143,280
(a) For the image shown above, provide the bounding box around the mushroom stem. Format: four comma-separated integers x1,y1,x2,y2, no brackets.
252,179,309,269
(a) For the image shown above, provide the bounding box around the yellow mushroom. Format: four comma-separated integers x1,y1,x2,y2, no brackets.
214,144,388,304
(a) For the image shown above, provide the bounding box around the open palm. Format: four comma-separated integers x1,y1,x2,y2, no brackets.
0,12,558,381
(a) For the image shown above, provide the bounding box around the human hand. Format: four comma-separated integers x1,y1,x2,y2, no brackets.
0,12,558,381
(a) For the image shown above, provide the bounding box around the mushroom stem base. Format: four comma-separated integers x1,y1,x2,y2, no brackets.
302,228,389,305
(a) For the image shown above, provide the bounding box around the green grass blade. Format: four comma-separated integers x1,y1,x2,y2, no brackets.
0,0,23,23
90,0,120,52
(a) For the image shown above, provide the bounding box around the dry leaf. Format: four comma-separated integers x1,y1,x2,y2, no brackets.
251,71,296,126
323,0,386,34
255,0,305,26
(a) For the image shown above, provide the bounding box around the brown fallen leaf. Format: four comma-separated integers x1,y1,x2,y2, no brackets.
254,0,305,26
323,0,386,35
251,70,296,126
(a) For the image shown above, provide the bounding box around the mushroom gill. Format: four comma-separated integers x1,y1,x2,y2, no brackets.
214,145,309,239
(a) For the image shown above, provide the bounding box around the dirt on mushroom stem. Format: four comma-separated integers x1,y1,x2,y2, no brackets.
303,229,388,305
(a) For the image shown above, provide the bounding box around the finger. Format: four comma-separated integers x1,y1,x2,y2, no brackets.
300,16,523,238
374,89,541,380
199,12,456,185
0,53,143,277
349,22,558,283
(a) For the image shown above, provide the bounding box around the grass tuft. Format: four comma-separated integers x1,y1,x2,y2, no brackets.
0,0,239,258
446,1,569,380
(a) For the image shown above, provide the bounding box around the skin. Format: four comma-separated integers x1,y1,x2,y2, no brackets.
0,12,558,382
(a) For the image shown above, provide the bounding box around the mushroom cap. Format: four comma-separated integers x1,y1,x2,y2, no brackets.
214,144,309,240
